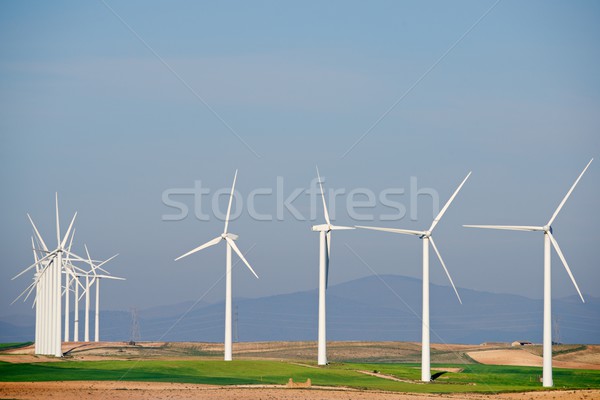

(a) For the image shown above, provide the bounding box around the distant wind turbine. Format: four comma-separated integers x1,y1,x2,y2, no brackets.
311,167,354,365
175,170,259,361
61,229,85,342
83,245,121,342
357,172,471,381
12,194,78,357
464,159,592,387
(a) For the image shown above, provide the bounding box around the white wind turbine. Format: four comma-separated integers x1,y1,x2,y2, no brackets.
58,235,93,343
175,169,259,361
83,245,121,343
61,229,86,342
311,167,354,366
357,172,471,381
464,159,592,387
12,193,78,357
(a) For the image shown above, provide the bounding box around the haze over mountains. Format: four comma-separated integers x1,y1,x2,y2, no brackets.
2,275,598,344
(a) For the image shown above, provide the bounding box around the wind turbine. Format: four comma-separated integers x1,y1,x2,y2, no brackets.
464,159,592,387
311,167,354,366
61,242,89,343
12,193,78,357
175,170,259,361
83,245,121,342
61,229,84,342
356,172,471,381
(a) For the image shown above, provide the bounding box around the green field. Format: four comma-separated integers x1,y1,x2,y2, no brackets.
0,342,33,350
1,359,599,393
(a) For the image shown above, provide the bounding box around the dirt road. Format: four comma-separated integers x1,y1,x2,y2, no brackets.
1,381,598,400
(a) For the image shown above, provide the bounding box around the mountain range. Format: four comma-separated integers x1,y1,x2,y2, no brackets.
2,275,598,344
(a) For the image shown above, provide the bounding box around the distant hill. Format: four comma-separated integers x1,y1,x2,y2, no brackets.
1,275,598,344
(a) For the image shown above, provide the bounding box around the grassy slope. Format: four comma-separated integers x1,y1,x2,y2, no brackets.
0,360,599,393
0,342,33,350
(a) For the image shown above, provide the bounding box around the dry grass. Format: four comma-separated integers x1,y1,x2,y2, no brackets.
2,341,599,370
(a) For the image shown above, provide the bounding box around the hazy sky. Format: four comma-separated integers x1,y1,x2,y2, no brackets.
1,1,599,317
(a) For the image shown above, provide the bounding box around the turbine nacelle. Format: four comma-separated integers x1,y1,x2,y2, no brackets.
311,224,354,232
222,233,239,240
312,224,330,232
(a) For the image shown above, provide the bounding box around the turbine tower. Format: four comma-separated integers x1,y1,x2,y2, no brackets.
61,230,82,342
357,172,471,381
175,170,259,361
30,237,43,353
464,159,592,387
311,167,354,366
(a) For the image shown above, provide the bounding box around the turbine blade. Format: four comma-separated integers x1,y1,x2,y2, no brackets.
463,225,543,231
330,225,355,231
429,237,462,304
548,158,593,226
12,281,36,305
175,236,222,261
94,253,119,274
225,237,259,279
60,212,77,249
63,250,90,264
316,166,331,226
73,276,85,292
13,260,54,304
548,231,585,303
31,237,38,264
63,229,77,266
55,192,61,247
325,231,331,289
84,244,95,275
24,275,43,302
27,214,48,251
223,169,238,234
95,275,126,280
67,228,76,252
355,226,425,236
12,251,57,280
429,172,471,233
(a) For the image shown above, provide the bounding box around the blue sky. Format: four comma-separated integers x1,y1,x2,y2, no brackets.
1,1,599,316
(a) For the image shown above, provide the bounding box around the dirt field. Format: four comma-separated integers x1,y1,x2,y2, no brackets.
3,341,600,370
467,347,600,370
0,381,599,400
0,340,485,364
